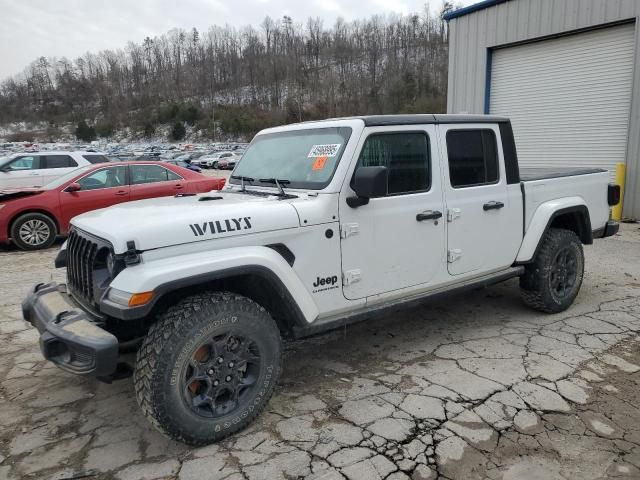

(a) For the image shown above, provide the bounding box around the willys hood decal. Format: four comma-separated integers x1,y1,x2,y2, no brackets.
71,192,301,252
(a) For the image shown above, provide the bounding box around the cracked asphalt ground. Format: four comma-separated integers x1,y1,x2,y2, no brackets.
0,224,639,480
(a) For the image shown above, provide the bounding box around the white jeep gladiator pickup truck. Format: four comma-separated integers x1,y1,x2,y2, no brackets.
22,114,621,445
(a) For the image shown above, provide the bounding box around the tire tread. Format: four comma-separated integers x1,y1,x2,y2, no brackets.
134,291,281,445
520,228,584,314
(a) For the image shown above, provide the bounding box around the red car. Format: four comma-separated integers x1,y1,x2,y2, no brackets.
0,161,225,250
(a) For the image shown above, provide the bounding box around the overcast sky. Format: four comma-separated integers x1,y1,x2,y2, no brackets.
0,0,475,81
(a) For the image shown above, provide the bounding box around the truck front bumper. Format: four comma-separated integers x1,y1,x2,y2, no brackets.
22,282,118,377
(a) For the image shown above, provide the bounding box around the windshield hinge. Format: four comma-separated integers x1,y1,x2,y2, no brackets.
124,240,141,266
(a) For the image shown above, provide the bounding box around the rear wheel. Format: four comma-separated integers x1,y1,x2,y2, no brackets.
11,213,57,250
520,228,584,313
134,292,282,445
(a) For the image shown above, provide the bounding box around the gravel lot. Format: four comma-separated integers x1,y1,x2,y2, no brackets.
1,207,639,479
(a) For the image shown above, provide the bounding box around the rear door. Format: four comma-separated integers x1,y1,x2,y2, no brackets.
339,127,446,300
440,124,518,276
0,155,43,188
129,164,186,200
59,165,130,226
42,155,79,184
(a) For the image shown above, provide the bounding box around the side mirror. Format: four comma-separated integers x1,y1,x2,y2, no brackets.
347,166,388,208
65,183,81,192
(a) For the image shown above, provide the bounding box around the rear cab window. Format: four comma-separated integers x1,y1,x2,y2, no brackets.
446,130,499,188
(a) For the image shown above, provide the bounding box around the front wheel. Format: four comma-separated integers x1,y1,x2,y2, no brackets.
134,292,282,445
11,213,57,250
520,228,584,313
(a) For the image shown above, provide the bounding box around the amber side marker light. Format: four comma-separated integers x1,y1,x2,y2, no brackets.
128,291,154,307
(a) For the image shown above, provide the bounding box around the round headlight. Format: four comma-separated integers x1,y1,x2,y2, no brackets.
106,252,115,277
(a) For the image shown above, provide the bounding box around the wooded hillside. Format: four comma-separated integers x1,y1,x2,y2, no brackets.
0,5,452,140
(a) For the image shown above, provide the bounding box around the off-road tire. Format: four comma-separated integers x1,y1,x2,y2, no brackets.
520,228,584,313
134,292,282,445
11,212,57,250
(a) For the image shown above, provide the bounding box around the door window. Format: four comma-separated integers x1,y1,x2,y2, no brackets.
130,165,182,184
77,166,127,190
82,154,111,164
4,156,40,171
45,155,78,169
446,130,499,188
356,132,430,195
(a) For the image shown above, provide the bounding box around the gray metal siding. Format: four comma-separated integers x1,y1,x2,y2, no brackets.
446,0,640,218
490,24,635,177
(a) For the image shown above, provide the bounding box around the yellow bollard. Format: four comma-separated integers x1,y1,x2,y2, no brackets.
612,162,625,221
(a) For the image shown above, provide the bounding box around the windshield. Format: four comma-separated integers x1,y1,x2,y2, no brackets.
0,156,11,168
230,127,352,190
43,165,93,190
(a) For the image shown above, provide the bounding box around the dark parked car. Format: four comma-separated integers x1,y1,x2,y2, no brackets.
163,159,202,172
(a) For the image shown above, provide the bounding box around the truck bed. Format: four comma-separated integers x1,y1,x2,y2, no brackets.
520,167,610,237
519,167,607,182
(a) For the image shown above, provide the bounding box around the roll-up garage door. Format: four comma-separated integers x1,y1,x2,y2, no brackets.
489,23,635,178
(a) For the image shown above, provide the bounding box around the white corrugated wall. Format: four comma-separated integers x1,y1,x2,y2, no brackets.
489,23,635,178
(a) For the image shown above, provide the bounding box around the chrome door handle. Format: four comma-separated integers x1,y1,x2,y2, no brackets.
416,210,442,221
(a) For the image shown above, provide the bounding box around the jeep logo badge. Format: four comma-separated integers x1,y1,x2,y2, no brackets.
312,275,339,293
313,275,338,287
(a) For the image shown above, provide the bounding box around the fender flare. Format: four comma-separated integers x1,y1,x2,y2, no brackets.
101,246,318,325
516,198,591,263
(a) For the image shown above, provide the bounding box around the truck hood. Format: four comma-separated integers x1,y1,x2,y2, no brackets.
71,191,301,253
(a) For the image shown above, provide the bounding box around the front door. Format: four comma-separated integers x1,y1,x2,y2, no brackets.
0,155,43,188
59,165,130,228
440,125,513,276
339,127,446,300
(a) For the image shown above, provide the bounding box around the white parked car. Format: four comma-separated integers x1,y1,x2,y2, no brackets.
0,151,110,189
195,151,240,169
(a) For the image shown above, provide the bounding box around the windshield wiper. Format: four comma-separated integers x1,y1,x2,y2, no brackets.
230,175,254,192
259,178,291,197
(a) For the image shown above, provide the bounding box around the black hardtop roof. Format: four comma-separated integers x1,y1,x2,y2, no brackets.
300,114,510,127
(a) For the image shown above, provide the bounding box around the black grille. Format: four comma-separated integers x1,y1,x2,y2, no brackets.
66,229,100,305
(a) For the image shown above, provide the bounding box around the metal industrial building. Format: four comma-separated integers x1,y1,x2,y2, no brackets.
444,0,640,218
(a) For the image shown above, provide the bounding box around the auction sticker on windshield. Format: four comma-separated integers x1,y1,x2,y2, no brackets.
312,155,329,171
308,144,341,158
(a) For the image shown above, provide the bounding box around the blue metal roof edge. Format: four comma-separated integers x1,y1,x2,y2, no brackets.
443,0,510,21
